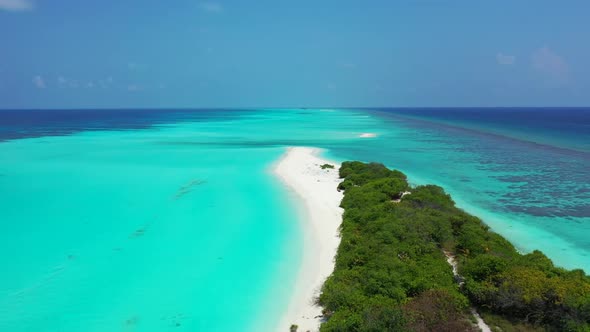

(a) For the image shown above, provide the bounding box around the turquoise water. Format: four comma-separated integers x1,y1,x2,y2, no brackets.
0,124,302,331
0,108,588,331
324,110,590,272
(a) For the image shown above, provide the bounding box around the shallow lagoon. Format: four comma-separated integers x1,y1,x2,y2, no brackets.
0,108,588,331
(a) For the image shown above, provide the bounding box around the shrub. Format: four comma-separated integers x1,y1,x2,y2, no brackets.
320,161,590,331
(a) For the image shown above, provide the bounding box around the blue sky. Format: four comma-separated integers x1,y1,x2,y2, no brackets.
1,0,589,108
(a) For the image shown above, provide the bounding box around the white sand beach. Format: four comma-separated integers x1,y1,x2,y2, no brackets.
274,147,344,332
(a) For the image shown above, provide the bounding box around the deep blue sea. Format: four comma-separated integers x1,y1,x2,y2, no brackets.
0,108,588,331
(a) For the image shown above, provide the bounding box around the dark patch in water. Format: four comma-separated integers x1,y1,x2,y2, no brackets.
504,204,590,218
494,175,530,183
129,224,149,238
174,179,206,200
161,313,187,328
0,109,253,142
370,107,590,156
124,316,139,327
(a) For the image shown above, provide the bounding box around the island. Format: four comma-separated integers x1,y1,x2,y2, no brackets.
276,147,590,332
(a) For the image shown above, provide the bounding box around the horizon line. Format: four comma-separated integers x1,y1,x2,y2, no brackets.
1,106,590,111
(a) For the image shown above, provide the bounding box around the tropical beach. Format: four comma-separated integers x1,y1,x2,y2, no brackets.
313,160,590,331
0,108,589,331
274,147,344,332
3,0,590,330
275,147,493,331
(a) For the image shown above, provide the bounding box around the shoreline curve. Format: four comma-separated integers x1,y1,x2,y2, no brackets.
274,147,344,332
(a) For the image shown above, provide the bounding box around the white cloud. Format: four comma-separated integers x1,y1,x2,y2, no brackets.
0,0,34,12
496,53,516,65
198,1,223,13
339,62,357,69
97,77,114,88
57,76,80,88
127,84,142,92
57,76,103,89
531,46,569,83
32,75,45,88
57,76,67,86
127,62,147,71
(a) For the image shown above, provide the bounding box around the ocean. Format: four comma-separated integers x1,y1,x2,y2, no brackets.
0,108,588,331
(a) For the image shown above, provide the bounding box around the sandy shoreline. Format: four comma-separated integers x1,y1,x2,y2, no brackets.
274,147,344,332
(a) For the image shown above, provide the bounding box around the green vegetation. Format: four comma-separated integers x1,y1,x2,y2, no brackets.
318,161,590,332
479,310,546,332
321,163,335,170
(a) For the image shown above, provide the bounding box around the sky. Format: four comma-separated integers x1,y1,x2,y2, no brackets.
1,0,589,108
